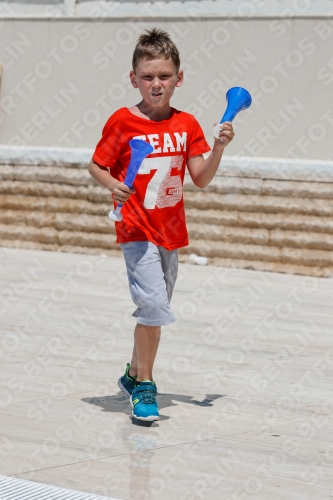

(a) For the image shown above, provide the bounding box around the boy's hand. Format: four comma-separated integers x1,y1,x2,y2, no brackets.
112,182,136,204
214,122,235,149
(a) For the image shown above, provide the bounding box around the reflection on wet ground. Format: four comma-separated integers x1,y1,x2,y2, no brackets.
82,391,224,498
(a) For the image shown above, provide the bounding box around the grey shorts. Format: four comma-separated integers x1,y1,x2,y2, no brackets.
120,241,178,326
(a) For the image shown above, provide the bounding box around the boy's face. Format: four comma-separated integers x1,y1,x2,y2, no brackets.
130,57,183,109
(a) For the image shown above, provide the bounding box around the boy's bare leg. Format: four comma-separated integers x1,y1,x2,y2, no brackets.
129,323,161,381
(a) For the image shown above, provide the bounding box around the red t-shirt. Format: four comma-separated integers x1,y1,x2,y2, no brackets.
92,107,211,250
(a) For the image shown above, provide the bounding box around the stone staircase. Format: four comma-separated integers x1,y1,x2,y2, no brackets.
0,147,333,277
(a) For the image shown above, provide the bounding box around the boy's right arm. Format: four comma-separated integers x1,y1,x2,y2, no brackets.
88,159,135,204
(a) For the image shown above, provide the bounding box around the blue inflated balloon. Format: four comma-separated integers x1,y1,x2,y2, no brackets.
124,139,154,188
220,87,252,123
108,139,153,222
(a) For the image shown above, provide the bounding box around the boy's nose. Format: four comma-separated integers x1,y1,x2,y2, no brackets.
152,77,161,87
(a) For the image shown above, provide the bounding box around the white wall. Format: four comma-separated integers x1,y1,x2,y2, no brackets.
0,15,333,160
1,0,333,17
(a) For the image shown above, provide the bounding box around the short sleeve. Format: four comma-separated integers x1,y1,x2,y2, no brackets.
188,117,211,158
92,118,126,169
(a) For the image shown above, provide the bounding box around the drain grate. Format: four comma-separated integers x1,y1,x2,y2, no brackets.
0,475,121,500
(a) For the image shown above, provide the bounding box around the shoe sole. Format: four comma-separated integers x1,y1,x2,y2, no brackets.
130,395,160,421
118,378,131,397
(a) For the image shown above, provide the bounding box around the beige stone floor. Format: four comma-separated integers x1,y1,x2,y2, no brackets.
0,246,332,500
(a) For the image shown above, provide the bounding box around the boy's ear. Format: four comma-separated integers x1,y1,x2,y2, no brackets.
176,69,184,88
130,70,138,88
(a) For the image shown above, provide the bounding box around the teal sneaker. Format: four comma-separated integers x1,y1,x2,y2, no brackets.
131,381,160,421
118,363,136,397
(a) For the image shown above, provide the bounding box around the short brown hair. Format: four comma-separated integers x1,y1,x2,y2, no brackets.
132,28,180,72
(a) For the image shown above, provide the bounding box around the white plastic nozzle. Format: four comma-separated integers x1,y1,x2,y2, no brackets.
108,206,123,222
213,123,224,142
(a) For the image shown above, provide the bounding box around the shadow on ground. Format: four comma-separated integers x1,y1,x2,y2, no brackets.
82,392,225,426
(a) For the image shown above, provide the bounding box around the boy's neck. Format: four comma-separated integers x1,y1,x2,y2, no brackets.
130,100,172,122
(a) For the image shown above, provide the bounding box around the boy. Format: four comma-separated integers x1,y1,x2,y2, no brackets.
88,28,234,421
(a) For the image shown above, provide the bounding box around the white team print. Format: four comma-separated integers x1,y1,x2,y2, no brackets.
137,155,183,209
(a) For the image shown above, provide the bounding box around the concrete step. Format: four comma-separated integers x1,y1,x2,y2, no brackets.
187,222,333,251
0,180,110,203
0,194,110,216
186,208,333,234
0,209,115,234
185,175,333,199
185,191,333,217
182,239,333,267
0,224,117,250
0,164,93,186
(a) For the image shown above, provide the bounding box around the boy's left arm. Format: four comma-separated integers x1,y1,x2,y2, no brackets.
187,122,234,189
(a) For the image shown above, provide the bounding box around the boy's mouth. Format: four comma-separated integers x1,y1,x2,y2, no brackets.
152,92,162,97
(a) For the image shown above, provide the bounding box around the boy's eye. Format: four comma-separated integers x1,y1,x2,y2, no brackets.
142,75,171,80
